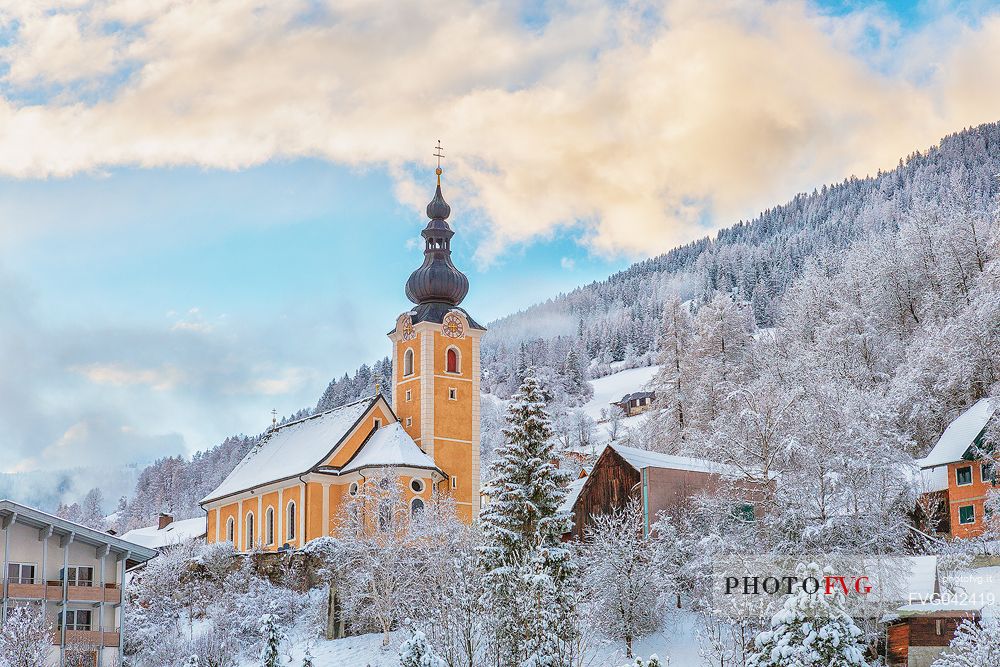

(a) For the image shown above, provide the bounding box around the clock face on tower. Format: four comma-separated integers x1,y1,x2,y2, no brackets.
442,312,465,339
399,314,416,341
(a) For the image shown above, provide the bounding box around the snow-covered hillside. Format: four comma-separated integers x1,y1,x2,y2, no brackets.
579,365,659,421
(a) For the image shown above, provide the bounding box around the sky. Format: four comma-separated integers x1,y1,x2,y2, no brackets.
2,0,1000,480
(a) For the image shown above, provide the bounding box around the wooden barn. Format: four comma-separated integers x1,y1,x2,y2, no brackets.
884,605,982,667
562,443,772,540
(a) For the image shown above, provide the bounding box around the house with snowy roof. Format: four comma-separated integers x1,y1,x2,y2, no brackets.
121,513,207,552
611,391,656,417
199,167,486,552
563,443,773,540
916,398,998,539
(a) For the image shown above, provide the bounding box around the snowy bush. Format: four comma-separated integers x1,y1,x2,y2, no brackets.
931,617,1000,667
0,604,52,667
580,500,678,657
747,563,869,667
399,630,446,667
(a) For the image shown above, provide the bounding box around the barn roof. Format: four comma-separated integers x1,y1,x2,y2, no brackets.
609,443,770,479
919,398,997,469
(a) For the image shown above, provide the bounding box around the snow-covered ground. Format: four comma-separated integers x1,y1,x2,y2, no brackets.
238,610,703,667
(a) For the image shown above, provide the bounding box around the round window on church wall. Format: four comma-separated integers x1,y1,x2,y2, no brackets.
410,478,425,494
349,482,359,496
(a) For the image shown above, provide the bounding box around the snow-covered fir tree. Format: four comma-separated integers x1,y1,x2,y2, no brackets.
259,611,285,667
479,367,578,667
747,563,869,667
931,617,1000,667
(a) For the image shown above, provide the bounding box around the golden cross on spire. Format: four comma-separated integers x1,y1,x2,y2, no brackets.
433,140,445,183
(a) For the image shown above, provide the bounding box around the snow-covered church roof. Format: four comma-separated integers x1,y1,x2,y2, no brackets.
337,422,438,475
919,398,997,469
202,396,377,504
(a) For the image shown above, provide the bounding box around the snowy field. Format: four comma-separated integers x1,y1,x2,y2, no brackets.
579,366,659,421
238,611,703,667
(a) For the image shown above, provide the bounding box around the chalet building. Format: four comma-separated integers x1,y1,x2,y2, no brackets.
885,605,982,667
917,398,997,539
563,443,772,540
121,513,207,552
0,499,158,667
612,391,655,417
200,166,485,551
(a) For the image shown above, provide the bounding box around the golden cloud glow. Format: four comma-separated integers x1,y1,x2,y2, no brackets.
0,0,998,258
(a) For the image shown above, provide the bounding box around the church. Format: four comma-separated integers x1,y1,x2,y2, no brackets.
200,165,485,551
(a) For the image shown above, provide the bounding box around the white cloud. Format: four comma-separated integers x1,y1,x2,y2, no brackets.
560,257,575,271
0,0,998,260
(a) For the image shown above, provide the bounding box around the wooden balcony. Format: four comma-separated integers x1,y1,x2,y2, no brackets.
2,581,123,604
51,630,120,647
6,582,44,599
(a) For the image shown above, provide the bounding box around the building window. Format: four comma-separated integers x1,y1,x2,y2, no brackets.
731,504,756,523
446,347,460,373
265,507,275,546
403,348,414,376
410,478,425,494
246,513,255,548
959,505,976,525
287,502,296,541
378,500,393,532
983,463,996,485
226,517,235,543
7,563,36,585
405,389,412,401
449,388,457,400
936,619,943,635
64,566,94,587
349,482,359,496
374,418,382,429
406,417,412,427
956,466,973,486
59,609,92,632
411,498,425,517
451,476,458,490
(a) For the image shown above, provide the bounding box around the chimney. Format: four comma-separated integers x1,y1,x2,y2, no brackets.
158,513,174,530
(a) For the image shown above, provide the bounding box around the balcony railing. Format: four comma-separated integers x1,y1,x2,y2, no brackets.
51,630,120,647
4,580,121,604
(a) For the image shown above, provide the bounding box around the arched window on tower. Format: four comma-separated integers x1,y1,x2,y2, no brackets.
404,348,414,376
446,347,459,374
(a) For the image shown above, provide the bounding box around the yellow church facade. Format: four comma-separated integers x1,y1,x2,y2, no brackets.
200,167,484,550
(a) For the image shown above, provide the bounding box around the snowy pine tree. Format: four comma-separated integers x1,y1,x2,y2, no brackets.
931,617,1000,666
747,563,869,667
479,367,578,667
399,630,446,667
259,612,284,667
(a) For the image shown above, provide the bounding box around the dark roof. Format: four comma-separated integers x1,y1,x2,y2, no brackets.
405,175,472,307
0,499,158,563
615,391,655,404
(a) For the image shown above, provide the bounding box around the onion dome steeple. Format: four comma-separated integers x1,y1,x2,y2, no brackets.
405,162,470,307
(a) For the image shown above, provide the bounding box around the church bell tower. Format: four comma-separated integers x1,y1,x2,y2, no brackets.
388,159,485,522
